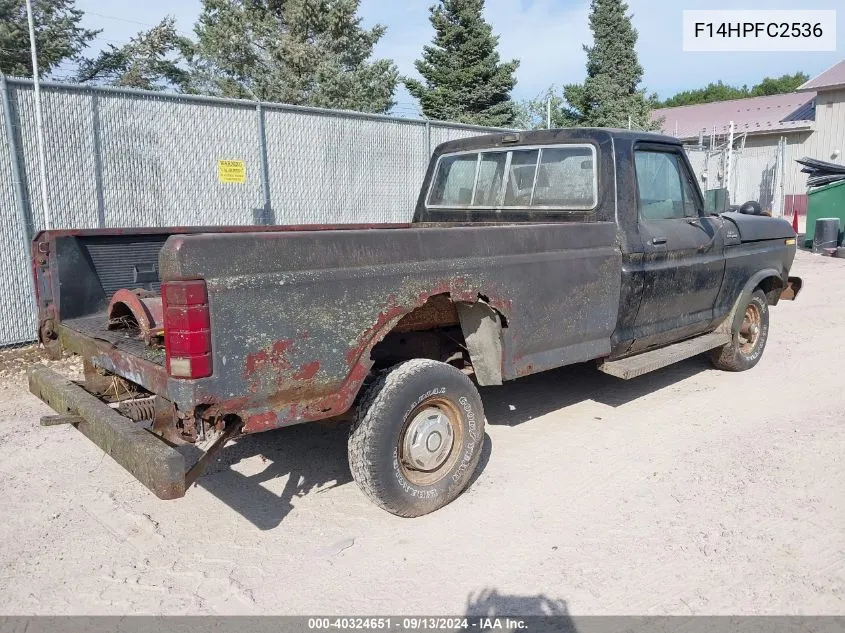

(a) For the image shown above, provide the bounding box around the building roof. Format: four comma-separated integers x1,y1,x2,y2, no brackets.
797,60,845,92
652,92,816,140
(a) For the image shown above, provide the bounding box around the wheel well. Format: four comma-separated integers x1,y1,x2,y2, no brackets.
756,276,784,305
369,294,468,370
368,293,507,380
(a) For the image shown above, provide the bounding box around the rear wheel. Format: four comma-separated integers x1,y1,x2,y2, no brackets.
348,359,485,517
709,289,770,371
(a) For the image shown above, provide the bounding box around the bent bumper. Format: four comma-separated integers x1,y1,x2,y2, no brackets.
27,364,186,499
780,276,802,301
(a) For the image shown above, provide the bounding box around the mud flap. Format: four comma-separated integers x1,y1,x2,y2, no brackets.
27,364,186,500
457,301,503,386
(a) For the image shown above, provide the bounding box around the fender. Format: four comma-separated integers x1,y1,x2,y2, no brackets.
718,268,783,335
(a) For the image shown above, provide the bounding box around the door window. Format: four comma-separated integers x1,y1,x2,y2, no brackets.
635,151,688,220
680,171,701,218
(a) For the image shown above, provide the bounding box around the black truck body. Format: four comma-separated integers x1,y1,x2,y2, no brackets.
28,128,801,516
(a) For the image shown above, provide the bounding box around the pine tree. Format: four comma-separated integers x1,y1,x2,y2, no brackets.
76,17,192,91
0,0,98,78
190,0,398,113
404,0,519,127
561,0,657,130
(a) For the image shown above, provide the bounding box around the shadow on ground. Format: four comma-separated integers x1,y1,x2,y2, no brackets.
465,589,574,631
197,421,353,530
198,358,708,529
481,357,710,426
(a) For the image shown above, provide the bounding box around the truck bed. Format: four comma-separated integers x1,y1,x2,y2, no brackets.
62,313,166,366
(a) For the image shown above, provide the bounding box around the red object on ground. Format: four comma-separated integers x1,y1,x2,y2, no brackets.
792,211,800,233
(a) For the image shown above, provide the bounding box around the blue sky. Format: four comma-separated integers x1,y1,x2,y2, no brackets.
72,0,843,115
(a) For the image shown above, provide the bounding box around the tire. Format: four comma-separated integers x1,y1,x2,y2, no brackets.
348,359,485,517
709,289,770,372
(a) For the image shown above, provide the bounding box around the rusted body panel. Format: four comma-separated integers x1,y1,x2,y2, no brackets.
158,221,621,431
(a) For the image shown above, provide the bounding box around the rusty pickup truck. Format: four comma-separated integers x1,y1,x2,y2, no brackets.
28,128,801,517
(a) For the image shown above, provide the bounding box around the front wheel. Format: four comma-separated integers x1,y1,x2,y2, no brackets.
348,359,485,517
709,289,770,372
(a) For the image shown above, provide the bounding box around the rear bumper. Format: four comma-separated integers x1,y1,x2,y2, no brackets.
780,276,802,301
27,364,186,500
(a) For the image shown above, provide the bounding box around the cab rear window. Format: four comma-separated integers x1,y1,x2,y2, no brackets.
426,145,597,210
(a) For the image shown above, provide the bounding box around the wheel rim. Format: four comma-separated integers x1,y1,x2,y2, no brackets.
399,397,463,486
739,303,762,354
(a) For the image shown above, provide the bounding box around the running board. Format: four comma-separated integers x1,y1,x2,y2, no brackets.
598,332,731,380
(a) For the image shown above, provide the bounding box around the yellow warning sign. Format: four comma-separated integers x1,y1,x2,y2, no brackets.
217,159,246,184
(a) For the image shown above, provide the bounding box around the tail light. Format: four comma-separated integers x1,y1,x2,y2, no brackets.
161,280,212,379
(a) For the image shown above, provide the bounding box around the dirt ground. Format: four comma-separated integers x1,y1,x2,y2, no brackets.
0,249,842,616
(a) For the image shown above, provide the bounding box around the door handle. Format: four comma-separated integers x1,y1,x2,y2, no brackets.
652,237,667,245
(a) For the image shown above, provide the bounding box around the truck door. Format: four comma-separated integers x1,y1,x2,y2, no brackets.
629,145,726,353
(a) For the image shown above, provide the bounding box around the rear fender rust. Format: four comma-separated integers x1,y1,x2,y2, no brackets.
231,284,512,433
240,361,370,433
344,283,512,369
392,294,460,333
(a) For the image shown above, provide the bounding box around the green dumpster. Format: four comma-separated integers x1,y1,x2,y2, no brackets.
805,179,845,248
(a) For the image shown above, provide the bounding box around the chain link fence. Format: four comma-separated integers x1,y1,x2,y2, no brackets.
0,77,506,347
685,141,784,214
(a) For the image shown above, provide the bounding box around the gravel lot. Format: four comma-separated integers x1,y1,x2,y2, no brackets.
0,249,842,616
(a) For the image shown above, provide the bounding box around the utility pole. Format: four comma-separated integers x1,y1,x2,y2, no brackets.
26,0,51,230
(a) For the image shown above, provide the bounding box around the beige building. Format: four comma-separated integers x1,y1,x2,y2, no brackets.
653,60,845,218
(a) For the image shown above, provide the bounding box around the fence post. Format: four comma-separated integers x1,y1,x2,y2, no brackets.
1,75,33,244
425,119,432,159
1,73,38,342
254,103,274,225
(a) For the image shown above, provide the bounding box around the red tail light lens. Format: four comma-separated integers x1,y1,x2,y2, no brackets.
162,280,212,379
